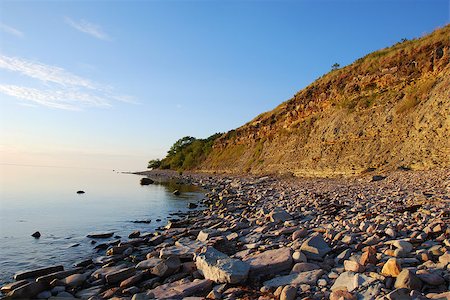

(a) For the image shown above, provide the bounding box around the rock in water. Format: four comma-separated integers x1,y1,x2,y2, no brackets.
86,231,114,238
76,190,85,194
300,234,331,260
31,231,41,238
14,265,64,280
195,247,250,284
188,202,198,209
140,178,154,185
173,190,180,195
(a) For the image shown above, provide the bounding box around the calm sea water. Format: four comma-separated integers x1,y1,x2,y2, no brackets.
0,164,202,285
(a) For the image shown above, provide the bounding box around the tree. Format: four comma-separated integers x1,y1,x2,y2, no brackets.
167,136,196,157
147,159,161,169
331,63,340,71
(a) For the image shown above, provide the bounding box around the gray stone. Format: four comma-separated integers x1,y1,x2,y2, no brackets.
61,273,88,288
86,231,114,238
300,234,331,260
136,257,163,270
263,269,324,288
148,278,212,299
331,271,376,292
14,265,64,280
386,288,412,300
291,262,320,273
195,247,250,284
394,270,422,290
280,285,297,300
8,282,46,299
244,247,293,278
37,290,52,299
269,209,292,223
105,267,136,284
152,256,181,277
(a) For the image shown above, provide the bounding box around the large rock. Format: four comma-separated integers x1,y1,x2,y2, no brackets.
7,282,46,299
331,272,376,292
244,247,293,278
61,273,88,288
269,209,292,223
147,278,212,299
381,258,402,277
86,231,114,238
14,265,64,280
300,234,331,260
36,268,82,283
394,270,422,290
263,269,324,288
136,257,163,270
195,247,250,284
105,267,136,284
152,256,181,277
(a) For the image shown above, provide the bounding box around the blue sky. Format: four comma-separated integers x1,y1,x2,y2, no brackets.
0,0,448,170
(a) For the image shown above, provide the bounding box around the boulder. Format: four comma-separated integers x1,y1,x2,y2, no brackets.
7,282,46,299
136,257,163,270
86,231,114,238
195,247,250,284
105,267,136,284
32,231,41,238
269,209,292,223
60,273,88,288
280,285,297,300
300,234,331,260
381,258,402,277
14,265,64,280
394,270,422,290
140,178,154,185
152,256,181,277
244,247,293,278
331,272,376,292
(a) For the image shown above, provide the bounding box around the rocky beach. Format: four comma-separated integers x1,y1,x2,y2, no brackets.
1,169,449,299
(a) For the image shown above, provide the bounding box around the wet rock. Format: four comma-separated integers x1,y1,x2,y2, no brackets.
188,203,198,209
32,231,41,238
244,247,293,278
14,265,64,280
0,280,29,294
195,247,250,284
129,230,141,238
7,282,46,299
76,190,85,194
394,269,422,290
36,290,52,299
86,231,114,238
173,190,180,195
300,234,331,260
263,269,324,288
75,286,102,299
140,178,154,185
60,273,88,288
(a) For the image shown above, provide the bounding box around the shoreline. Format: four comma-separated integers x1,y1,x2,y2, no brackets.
1,168,449,299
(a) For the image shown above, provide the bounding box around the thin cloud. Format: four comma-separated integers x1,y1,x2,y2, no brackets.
0,85,111,110
0,23,24,38
0,54,133,110
65,17,111,41
0,54,98,89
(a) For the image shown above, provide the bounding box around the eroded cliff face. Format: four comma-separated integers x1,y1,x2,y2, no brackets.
199,26,450,177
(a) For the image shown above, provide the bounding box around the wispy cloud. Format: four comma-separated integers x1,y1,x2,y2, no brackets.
0,54,134,110
65,17,111,41
0,23,24,38
0,55,98,89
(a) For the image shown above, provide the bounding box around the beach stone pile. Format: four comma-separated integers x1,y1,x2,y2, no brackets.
1,169,449,299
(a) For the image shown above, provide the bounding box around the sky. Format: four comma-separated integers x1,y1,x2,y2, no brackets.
0,0,448,171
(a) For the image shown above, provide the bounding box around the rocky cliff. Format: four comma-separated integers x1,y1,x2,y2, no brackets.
199,25,450,177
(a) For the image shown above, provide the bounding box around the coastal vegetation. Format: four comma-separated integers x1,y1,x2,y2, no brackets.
148,133,222,171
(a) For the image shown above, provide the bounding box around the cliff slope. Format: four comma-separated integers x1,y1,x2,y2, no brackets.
199,25,450,176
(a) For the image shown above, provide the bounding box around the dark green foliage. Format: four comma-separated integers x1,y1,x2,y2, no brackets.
147,159,161,169
157,133,222,170
331,63,340,71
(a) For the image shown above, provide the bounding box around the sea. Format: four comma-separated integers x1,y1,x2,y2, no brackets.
0,164,203,285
